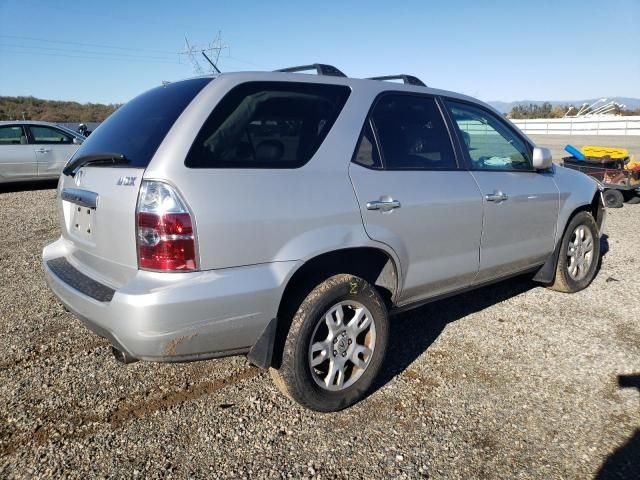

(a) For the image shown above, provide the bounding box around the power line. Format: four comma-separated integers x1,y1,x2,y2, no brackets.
0,48,182,65
0,43,179,61
0,34,176,55
0,34,269,69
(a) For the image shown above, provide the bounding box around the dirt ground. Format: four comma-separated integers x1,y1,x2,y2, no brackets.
0,181,638,479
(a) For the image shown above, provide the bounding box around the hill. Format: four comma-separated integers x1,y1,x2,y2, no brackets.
0,96,119,122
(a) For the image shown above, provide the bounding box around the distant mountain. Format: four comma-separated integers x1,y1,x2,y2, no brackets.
487,97,640,114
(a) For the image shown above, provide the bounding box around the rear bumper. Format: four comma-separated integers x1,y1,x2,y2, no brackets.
43,237,295,362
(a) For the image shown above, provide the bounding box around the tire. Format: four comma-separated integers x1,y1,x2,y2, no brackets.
548,211,600,293
269,274,389,412
625,195,640,205
603,189,624,208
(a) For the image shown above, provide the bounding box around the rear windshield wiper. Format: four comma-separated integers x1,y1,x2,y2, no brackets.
63,152,129,177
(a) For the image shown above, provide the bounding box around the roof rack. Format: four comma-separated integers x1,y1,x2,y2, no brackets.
367,75,426,87
276,63,347,78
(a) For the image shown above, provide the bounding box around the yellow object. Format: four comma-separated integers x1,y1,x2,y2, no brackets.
581,145,629,159
624,155,640,171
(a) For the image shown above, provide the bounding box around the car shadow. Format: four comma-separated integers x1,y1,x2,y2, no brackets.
596,374,640,479
0,180,58,194
371,232,611,392
372,273,537,388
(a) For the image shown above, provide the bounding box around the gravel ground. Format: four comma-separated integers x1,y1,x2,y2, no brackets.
1,181,638,479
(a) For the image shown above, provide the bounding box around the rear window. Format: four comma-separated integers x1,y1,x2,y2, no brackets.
185,82,351,168
0,125,25,145
70,78,211,168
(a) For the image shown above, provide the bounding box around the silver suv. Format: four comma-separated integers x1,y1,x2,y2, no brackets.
43,64,605,411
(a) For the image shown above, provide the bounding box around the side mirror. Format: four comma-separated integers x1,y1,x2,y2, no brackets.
73,137,83,145
532,147,552,170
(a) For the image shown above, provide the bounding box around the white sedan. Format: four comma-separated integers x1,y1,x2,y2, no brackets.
0,121,84,183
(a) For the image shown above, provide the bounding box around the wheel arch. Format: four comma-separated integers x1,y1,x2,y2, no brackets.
533,190,603,284
249,246,400,369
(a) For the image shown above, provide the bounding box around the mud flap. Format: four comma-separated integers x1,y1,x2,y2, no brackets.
532,242,561,284
246,318,278,369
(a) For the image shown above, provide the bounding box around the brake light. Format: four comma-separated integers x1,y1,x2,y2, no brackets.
136,181,197,271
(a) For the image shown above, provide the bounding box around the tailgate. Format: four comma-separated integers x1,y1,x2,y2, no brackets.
58,167,143,286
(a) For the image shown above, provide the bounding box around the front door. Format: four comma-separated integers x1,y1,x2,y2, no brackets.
349,93,483,305
444,100,559,283
27,125,78,178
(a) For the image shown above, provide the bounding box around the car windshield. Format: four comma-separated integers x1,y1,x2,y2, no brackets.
69,77,211,168
56,125,84,139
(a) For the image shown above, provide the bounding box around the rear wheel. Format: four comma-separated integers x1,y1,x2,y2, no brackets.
270,274,388,412
548,211,600,293
603,189,624,208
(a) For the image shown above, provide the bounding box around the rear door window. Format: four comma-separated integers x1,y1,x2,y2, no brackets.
367,94,457,170
185,82,351,168
70,78,211,168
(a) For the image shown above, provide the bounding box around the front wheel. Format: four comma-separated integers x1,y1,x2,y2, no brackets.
548,211,600,293
270,274,389,412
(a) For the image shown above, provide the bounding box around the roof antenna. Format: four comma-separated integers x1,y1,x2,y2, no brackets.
201,50,221,74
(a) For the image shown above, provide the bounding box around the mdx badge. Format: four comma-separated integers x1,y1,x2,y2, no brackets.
117,176,137,186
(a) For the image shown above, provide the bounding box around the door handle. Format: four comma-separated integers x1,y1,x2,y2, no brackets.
36,148,51,153
366,199,401,212
485,191,508,202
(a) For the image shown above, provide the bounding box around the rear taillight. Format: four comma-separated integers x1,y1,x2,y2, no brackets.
136,181,197,271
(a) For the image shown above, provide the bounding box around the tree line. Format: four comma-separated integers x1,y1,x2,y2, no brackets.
0,96,120,122
508,102,640,119
2,94,638,123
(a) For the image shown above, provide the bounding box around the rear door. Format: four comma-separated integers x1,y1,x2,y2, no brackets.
26,125,79,178
0,124,37,181
443,100,558,282
56,78,211,286
349,93,483,305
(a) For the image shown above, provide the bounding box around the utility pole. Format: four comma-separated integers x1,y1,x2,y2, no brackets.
179,31,228,75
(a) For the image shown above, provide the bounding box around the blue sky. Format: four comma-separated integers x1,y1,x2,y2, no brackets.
0,0,638,104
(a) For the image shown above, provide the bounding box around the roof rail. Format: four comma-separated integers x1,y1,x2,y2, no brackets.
367,75,427,87
276,63,347,77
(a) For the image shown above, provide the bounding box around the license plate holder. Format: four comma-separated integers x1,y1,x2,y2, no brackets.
71,205,95,239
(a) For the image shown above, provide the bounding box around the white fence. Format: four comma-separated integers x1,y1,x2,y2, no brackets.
511,116,640,136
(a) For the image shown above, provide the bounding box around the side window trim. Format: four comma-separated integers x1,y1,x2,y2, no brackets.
351,90,461,172
436,96,472,171
442,97,536,173
350,117,384,170
24,125,34,144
